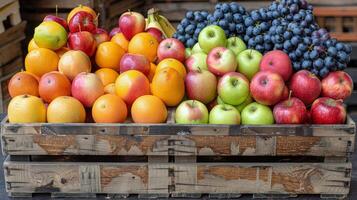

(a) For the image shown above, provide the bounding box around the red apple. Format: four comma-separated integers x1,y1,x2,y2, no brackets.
147,28,164,43
69,11,96,33
207,47,237,76
289,70,321,105
118,11,145,40
109,27,121,38
185,69,217,104
260,50,292,81
321,71,353,100
68,31,97,57
273,97,307,124
44,15,68,30
280,85,289,101
94,28,110,45
120,53,151,76
250,71,285,106
157,38,185,63
310,97,346,124
71,72,104,107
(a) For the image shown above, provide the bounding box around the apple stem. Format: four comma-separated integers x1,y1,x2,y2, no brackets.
128,9,132,15
78,24,81,32
249,49,252,57
197,67,201,73
287,90,293,106
95,13,100,26
288,90,292,101
55,5,58,17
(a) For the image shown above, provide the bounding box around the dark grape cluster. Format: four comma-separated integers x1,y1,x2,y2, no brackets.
207,3,247,37
174,0,352,77
173,2,247,48
173,11,209,47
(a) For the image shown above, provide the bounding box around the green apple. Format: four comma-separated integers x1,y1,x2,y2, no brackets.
185,48,192,59
185,52,208,71
241,102,274,125
217,96,225,104
175,100,209,124
235,95,253,112
192,42,204,54
198,25,227,53
34,21,68,50
218,72,250,106
209,104,240,124
237,49,263,80
227,37,246,56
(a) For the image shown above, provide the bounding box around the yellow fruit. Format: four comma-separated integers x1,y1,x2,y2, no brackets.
47,96,86,123
25,48,59,77
28,38,39,52
156,58,186,78
8,95,46,123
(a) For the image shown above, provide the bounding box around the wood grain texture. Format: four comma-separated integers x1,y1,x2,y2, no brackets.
4,156,351,196
2,116,355,156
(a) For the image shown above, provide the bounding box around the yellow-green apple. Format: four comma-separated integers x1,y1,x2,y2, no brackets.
118,11,145,40
120,53,150,76
185,52,208,72
235,95,253,112
185,48,192,58
198,25,227,53
147,28,163,43
69,11,96,33
237,49,262,80
217,96,225,105
71,72,104,107
34,21,67,50
185,69,217,104
175,100,209,124
250,71,285,105
43,15,68,30
157,38,185,62
93,28,110,45
209,104,240,124
68,31,97,56
109,27,121,38
260,50,292,81
227,37,246,56
321,71,353,100
207,47,237,76
273,97,307,124
192,42,204,54
289,70,321,105
241,102,274,125
218,72,250,105
311,97,346,124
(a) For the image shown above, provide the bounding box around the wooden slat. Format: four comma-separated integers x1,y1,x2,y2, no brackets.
314,6,357,17
345,91,357,106
0,39,23,66
0,21,26,47
19,0,94,9
330,33,357,42
0,0,15,9
3,156,351,196
345,68,357,84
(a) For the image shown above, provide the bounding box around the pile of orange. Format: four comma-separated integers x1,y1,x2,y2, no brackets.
7,5,188,124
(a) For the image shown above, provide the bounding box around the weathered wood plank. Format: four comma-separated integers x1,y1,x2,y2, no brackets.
4,156,350,196
0,21,26,47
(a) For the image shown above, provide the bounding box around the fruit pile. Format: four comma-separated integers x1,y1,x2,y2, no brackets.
6,3,353,125
174,0,352,77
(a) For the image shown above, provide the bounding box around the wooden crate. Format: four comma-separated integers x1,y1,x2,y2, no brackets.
0,0,21,33
19,0,145,42
345,64,357,122
1,114,355,198
314,6,357,42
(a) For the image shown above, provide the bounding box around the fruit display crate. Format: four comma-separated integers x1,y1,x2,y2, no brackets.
1,113,355,198
345,60,357,122
19,0,145,46
314,6,357,42
0,20,26,113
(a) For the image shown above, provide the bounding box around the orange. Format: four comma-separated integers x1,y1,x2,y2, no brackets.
95,68,119,86
151,68,185,106
8,94,46,123
148,63,156,82
8,71,39,97
58,50,91,80
95,41,125,71
104,83,116,94
25,48,59,77
131,95,167,123
156,58,187,78
115,70,150,106
56,47,69,58
111,33,129,52
39,71,72,103
92,94,128,123
128,32,158,62
28,38,39,52
47,96,86,123
67,5,96,23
